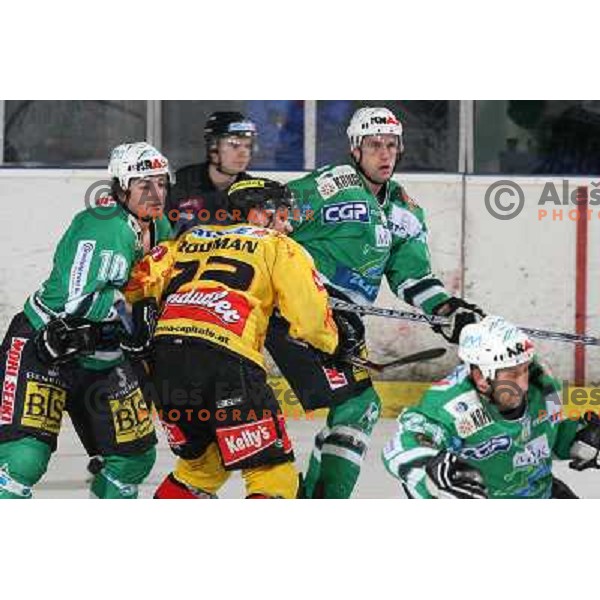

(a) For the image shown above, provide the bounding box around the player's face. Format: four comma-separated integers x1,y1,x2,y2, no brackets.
248,207,293,234
216,136,253,173
270,209,293,234
127,174,168,220
353,134,400,184
491,362,531,412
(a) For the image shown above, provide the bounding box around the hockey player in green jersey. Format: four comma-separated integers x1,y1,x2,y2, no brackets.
382,315,600,499
265,106,483,498
0,142,173,499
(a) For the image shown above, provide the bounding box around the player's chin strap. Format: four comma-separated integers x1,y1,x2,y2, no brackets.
329,298,600,347
119,192,154,224
352,151,389,191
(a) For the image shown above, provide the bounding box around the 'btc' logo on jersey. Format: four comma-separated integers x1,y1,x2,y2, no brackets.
322,201,370,224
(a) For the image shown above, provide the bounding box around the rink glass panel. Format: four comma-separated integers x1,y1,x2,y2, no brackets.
3,101,146,166
4,100,600,176
474,100,600,175
316,100,460,173
161,100,305,172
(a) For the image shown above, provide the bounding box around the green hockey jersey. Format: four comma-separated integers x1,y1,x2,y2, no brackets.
288,163,450,313
24,199,172,370
382,360,580,498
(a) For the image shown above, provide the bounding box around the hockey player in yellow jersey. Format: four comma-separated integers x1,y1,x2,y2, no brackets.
124,178,340,498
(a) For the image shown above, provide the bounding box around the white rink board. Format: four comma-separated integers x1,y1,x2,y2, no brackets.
0,170,596,382
464,176,595,383
586,182,600,385
0,169,107,331
367,174,464,380
0,171,464,381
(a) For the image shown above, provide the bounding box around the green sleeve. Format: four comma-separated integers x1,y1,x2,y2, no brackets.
545,373,580,459
531,358,580,460
553,419,581,459
45,210,136,323
384,187,451,314
382,395,454,499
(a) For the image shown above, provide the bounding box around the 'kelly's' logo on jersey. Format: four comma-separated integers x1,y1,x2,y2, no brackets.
322,201,370,224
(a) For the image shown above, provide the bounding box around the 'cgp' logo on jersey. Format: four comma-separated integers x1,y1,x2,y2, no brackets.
322,201,370,224
461,435,512,461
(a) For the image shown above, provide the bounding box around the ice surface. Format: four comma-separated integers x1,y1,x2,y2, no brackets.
34,417,600,499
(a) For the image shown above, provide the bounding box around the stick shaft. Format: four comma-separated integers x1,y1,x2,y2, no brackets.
329,299,600,347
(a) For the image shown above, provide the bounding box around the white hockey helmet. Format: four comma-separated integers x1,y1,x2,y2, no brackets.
108,142,174,190
346,107,404,151
458,316,535,380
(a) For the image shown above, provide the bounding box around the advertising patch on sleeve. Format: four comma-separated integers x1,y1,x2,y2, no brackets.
322,366,349,390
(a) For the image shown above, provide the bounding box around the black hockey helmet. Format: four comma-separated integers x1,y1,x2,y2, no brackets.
227,178,296,220
204,111,257,147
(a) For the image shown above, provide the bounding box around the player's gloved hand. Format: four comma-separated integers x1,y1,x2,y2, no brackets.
119,298,159,361
569,420,600,471
431,297,485,345
34,316,97,365
425,450,487,499
332,310,365,362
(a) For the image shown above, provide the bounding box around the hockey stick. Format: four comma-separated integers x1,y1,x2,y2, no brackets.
115,299,151,375
115,299,134,334
330,298,447,325
348,347,447,373
329,298,600,347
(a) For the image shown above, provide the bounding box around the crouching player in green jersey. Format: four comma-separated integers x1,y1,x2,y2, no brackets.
383,315,599,498
0,142,173,498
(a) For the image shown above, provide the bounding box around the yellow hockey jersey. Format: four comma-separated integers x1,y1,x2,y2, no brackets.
124,223,339,369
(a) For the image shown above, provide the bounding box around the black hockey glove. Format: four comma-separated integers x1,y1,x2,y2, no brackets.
569,420,600,471
119,299,159,361
431,297,485,345
333,310,365,363
425,451,488,499
34,316,97,366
